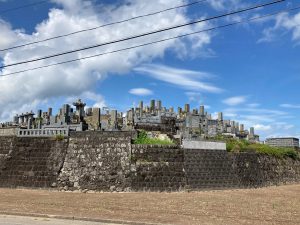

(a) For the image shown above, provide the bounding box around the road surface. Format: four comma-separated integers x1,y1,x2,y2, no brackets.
0,215,123,225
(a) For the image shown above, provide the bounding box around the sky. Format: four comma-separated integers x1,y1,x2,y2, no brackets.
0,0,299,140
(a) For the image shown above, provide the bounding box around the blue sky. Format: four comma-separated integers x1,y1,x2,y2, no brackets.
0,0,299,139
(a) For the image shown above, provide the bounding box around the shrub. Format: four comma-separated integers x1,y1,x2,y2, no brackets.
133,130,175,145
225,138,299,159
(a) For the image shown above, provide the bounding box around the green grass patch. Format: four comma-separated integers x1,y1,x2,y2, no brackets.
133,130,175,145
55,134,65,141
226,139,299,159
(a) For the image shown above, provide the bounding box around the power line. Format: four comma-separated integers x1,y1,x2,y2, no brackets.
1,4,299,78
0,0,48,14
0,0,285,69
0,0,208,52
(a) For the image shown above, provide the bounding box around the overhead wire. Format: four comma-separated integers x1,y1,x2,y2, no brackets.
0,0,48,14
0,0,208,52
0,0,285,69
1,4,299,78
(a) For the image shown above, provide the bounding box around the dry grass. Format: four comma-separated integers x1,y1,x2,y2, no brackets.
0,185,299,225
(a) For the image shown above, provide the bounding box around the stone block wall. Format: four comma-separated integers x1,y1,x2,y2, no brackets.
0,132,300,192
131,145,185,191
184,149,238,190
0,137,68,188
233,153,300,188
184,150,300,190
0,136,15,170
57,131,134,191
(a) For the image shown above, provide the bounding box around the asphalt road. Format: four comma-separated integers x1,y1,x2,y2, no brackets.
0,215,123,225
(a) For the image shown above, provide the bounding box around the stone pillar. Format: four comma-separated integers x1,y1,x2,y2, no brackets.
139,101,143,117
19,114,25,124
110,110,118,129
184,104,190,113
48,108,52,117
92,108,101,130
235,122,239,133
150,100,155,113
24,114,29,124
240,124,244,132
178,107,182,115
37,110,42,118
156,100,162,111
27,118,33,129
218,112,223,121
199,105,205,116
13,115,19,124
250,127,255,136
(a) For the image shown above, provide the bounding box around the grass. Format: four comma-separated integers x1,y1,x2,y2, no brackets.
55,134,65,141
226,138,299,159
133,130,175,145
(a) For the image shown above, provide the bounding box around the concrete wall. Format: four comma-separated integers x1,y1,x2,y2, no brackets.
0,128,17,136
182,140,226,150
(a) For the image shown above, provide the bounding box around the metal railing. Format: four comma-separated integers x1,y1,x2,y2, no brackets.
17,128,69,137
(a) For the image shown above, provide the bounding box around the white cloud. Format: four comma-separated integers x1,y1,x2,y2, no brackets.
247,103,260,108
222,96,247,106
280,103,300,109
135,64,223,93
208,0,244,11
259,12,300,43
0,0,213,121
129,88,153,96
65,91,106,109
253,124,272,131
185,92,203,103
0,20,20,55
222,106,298,140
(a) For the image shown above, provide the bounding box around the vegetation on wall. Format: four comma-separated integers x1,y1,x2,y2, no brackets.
226,139,299,159
133,130,175,145
54,134,65,141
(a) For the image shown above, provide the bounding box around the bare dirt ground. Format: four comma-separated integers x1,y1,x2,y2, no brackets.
0,185,299,225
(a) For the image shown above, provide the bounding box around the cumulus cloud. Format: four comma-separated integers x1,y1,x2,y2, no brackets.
0,0,213,121
135,64,222,93
0,20,20,55
222,96,247,106
129,88,153,96
65,91,106,109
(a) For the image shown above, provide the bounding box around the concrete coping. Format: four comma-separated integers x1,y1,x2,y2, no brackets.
132,144,179,149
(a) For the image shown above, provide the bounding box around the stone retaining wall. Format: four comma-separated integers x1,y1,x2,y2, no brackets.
131,145,185,191
0,136,68,188
0,132,300,191
184,149,238,190
57,131,135,192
